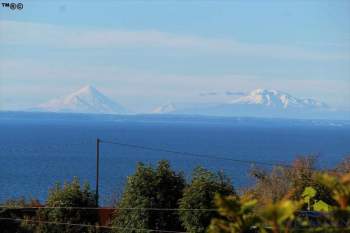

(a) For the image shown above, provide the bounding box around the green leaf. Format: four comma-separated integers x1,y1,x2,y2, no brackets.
313,200,331,212
302,186,317,203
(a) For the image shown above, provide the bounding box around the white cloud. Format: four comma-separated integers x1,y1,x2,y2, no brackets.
0,20,349,61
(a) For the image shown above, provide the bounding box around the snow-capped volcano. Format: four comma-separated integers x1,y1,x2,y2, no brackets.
152,88,330,118
35,85,127,114
229,89,328,109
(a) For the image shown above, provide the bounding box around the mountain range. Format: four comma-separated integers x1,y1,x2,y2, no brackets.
152,89,334,118
229,89,328,109
29,85,347,119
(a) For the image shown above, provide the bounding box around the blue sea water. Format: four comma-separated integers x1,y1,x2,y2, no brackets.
0,112,349,205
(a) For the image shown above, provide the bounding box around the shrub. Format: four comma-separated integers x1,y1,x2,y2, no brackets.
111,160,185,233
207,194,259,233
249,156,333,208
179,167,235,233
35,177,98,233
209,173,350,233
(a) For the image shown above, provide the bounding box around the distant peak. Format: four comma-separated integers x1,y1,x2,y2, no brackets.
79,84,97,92
36,85,127,114
152,102,177,113
71,85,100,96
229,88,328,110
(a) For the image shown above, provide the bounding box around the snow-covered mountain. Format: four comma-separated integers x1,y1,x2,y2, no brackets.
33,85,127,114
153,103,177,114
229,89,328,109
152,89,330,118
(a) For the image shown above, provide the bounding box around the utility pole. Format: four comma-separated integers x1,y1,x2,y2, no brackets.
96,138,100,206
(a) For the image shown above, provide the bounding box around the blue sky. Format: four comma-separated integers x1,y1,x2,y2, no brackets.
0,0,349,111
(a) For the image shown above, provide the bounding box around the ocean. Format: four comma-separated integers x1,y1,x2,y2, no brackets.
0,112,349,205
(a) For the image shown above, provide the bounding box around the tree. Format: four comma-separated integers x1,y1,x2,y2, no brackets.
335,156,350,174
111,160,185,233
178,167,236,233
249,156,333,208
35,177,98,233
209,173,350,233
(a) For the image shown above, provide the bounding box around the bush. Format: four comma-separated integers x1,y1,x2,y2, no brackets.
179,167,236,233
209,173,350,233
35,177,98,233
249,156,334,208
111,160,185,233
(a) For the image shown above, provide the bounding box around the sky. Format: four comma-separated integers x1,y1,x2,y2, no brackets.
0,0,349,112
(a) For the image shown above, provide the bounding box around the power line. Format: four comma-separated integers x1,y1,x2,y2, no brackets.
0,217,346,232
0,217,188,233
100,139,293,168
0,206,217,212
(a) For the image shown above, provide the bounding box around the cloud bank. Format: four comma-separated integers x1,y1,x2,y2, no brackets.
1,20,348,61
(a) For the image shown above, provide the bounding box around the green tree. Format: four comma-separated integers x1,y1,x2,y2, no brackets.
178,167,235,233
35,177,98,233
111,160,185,233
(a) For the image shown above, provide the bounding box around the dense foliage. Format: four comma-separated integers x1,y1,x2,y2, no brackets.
35,177,98,233
179,167,236,233
249,156,334,207
208,172,350,233
1,156,349,233
111,160,185,233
